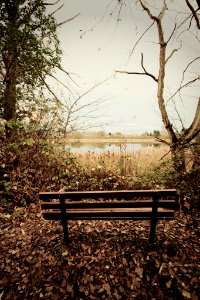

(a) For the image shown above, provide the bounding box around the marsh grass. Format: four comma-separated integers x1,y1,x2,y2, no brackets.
76,147,171,177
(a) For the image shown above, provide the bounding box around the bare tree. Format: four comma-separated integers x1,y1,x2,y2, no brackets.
116,0,200,173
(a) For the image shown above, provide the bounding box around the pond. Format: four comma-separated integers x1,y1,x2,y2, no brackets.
67,141,166,154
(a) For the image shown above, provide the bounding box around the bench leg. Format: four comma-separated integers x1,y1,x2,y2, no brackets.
61,220,69,245
149,218,157,245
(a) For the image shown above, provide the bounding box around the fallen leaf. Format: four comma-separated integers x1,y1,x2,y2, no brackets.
119,285,124,293
135,267,143,278
182,290,191,299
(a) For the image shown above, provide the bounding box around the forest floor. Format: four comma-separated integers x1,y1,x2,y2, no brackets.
0,204,199,300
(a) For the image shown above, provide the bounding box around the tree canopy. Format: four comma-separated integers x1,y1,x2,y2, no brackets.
0,0,62,137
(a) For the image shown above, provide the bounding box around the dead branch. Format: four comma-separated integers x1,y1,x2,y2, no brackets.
40,75,64,108
156,137,170,145
159,148,171,160
139,0,158,21
44,0,61,5
56,65,80,87
141,53,158,82
158,0,167,20
186,0,200,29
117,53,158,82
128,21,155,61
165,43,182,64
116,69,157,82
180,57,200,87
49,74,75,96
49,4,64,17
166,24,177,44
66,76,113,113
167,75,200,102
57,13,80,27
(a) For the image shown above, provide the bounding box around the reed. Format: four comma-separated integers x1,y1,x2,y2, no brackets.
76,147,170,177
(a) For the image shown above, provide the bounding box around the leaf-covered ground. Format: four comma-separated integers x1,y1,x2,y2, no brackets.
0,205,199,300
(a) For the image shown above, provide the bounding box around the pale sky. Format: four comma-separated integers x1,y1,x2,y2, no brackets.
49,0,200,134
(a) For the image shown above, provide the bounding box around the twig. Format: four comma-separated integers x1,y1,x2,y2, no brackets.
128,21,155,62
116,53,158,83
57,13,80,27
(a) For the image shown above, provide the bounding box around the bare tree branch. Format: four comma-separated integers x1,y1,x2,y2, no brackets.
66,76,113,113
186,0,200,29
167,76,200,102
49,74,75,96
44,0,61,5
127,21,155,61
165,43,182,64
156,137,170,145
117,53,158,82
140,0,158,21
49,4,64,17
158,0,167,20
180,56,200,87
140,53,158,82
166,23,177,44
56,65,80,87
57,13,80,27
40,76,64,108
116,69,158,82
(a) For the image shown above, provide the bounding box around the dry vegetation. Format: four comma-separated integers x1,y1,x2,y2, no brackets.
1,205,199,300
76,147,170,177
0,141,199,299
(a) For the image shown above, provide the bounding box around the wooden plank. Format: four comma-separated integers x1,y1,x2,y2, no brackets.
43,215,173,221
41,200,177,210
42,210,174,220
42,207,174,213
39,189,177,200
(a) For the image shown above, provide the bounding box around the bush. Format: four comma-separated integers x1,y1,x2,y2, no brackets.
1,138,199,212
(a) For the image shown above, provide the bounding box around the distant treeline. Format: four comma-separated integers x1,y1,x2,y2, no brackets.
67,130,168,140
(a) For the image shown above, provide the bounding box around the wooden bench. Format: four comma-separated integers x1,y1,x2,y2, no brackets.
39,189,178,246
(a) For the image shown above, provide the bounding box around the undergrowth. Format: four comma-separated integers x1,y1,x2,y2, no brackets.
0,139,199,211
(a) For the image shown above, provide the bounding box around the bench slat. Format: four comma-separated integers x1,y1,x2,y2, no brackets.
43,216,173,221
42,210,174,220
39,189,177,200
40,200,177,210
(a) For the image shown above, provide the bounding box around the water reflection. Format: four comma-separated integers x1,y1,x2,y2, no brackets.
67,142,163,154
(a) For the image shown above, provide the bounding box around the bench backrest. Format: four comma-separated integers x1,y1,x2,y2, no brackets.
40,189,178,209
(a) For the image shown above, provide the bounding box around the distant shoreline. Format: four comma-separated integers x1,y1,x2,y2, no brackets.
66,138,168,144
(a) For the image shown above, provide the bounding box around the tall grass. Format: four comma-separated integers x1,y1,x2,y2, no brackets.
76,147,170,177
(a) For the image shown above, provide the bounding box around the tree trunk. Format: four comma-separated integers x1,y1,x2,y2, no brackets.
191,133,200,169
3,56,17,140
3,69,17,121
3,1,18,140
170,143,186,174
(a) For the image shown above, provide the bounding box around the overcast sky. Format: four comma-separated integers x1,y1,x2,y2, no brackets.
50,0,200,134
